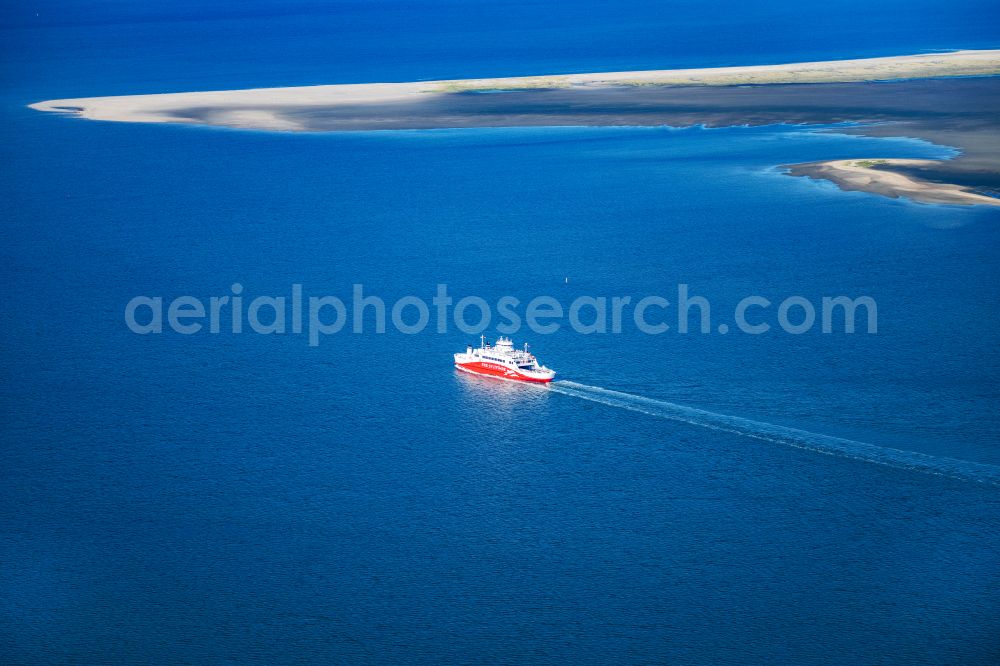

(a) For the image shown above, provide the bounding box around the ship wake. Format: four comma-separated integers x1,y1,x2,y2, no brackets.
549,381,1000,487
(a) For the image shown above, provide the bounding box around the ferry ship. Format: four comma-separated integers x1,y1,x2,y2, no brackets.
454,336,556,383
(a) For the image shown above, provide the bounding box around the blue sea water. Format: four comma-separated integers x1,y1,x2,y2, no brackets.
2,2,1000,664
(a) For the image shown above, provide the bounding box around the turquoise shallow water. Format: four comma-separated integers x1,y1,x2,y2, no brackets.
3,2,1000,664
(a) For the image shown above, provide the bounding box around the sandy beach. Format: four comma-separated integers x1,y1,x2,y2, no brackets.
30,49,1000,205
785,159,1000,206
31,50,1000,130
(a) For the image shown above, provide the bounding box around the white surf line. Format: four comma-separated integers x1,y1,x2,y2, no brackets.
549,381,1000,487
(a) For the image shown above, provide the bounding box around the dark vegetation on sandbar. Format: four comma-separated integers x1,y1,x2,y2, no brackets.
174,77,1000,196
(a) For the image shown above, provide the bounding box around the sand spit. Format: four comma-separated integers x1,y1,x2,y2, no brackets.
30,50,1000,131
30,51,1000,206
785,159,1000,206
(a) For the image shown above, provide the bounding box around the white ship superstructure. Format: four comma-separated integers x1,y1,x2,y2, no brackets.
453,336,556,383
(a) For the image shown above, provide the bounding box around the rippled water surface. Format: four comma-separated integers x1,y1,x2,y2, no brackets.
2,2,1000,663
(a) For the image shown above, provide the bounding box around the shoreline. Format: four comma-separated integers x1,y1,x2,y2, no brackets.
784,159,1000,206
29,50,1000,207
30,50,1000,130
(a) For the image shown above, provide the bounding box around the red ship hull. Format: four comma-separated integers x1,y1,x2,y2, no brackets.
455,362,554,383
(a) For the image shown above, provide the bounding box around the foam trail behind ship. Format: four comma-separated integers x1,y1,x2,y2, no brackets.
549,381,1000,487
